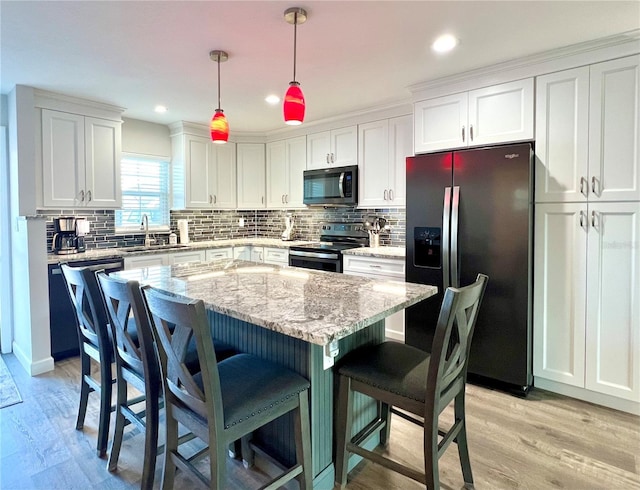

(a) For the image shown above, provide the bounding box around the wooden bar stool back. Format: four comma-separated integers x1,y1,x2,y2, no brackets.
141,285,313,490
60,263,115,458
334,273,488,489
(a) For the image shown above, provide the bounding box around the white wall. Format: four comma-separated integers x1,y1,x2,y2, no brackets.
122,117,171,158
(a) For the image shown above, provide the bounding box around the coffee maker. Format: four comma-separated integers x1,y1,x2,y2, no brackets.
51,217,87,254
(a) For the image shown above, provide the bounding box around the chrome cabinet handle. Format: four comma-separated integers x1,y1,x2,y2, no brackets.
462,126,465,142
326,153,330,164
261,196,264,204
591,176,596,195
470,124,474,141
579,210,585,228
79,190,85,202
591,210,596,228
285,194,289,203
369,264,382,269
209,195,213,204
331,153,335,163
384,189,388,200
86,190,92,203
214,195,217,204
580,177,589,197
389,189,394,201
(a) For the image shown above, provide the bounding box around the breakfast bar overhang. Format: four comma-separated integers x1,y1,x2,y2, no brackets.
114,260,437,489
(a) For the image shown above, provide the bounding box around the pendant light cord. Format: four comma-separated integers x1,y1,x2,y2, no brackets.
292,11,297,82
217,56,222,111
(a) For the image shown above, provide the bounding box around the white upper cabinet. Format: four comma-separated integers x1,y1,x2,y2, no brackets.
172,129,236,209
237,143,265,209
535,55,640,203
266,136,306,209
414,78,534,153
358,115,412,208
42,109,121,208
306,126,357,169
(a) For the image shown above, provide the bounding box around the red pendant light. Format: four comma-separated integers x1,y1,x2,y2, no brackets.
209,50,229,143
283,8,307,126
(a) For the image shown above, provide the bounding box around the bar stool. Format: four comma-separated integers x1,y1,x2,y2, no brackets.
141,285,313,490
96,272,237,489
334,274,488,489
61,264,116,458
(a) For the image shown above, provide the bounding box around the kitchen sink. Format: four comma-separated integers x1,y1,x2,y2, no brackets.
121,244,191,253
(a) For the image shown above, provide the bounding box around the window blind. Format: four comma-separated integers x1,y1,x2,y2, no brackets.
115,156,170,230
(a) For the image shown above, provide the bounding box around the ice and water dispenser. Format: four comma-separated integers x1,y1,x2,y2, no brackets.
413,227,441,268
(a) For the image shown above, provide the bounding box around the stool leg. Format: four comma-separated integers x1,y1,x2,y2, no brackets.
107,372,127,472
334,375,354,489
241,434,254,468
161,404,178,490
97,357,112,458
455,394,474,486
141,383,160,490
294,390,312,490
379,402,392,447
76,352,91,431
424,409,439,490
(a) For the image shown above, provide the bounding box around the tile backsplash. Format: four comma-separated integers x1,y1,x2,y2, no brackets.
40,207,406,250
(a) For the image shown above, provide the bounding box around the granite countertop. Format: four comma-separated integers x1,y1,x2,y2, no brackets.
342,246,405,259
112,260,436,346
46,238,313,264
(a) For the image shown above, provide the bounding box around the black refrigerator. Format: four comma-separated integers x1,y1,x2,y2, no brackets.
405,143,533,394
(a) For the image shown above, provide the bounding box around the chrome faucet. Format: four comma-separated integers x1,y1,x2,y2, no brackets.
141,214,154,247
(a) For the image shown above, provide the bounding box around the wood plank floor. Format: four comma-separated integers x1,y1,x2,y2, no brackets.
0,353,638,489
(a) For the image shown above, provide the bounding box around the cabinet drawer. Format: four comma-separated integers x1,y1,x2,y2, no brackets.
170,250,205,265
343,256,405,277
264,247,288,265
205,247,233,261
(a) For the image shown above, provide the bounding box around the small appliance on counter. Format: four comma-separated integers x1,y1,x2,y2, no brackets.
51,216,87,254
281,214,295,241
177,219,190,244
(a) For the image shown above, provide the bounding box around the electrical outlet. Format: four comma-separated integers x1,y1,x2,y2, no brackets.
238,218,244,227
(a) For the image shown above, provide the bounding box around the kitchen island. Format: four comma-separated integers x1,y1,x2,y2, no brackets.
113,260,437,489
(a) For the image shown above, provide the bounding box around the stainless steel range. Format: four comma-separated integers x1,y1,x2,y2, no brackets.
288,222,369,273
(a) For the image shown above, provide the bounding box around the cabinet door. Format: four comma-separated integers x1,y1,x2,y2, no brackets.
42,109,85,207
251,247,264,263
468,78,534,147
585,202,640,401
414,92,467,153
306,131,331,169
264,247,288,265
169,250,205,265
286,136,307,208
535,68,590,203
589,55,640,202
533,203,587,387
84,117,121,208
331,126,358,167
388,115,412,207
266,140,288,209
124,254,168,269
237,143,266,209
212,142,236,209
185,134,212,208
234,246,252,261
358,119,390,208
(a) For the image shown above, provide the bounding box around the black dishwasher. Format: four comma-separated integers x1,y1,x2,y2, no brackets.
48,257,124,360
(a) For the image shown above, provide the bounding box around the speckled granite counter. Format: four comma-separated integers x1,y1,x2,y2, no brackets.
342,246,405,259
47,238,312,264
113,260,435,346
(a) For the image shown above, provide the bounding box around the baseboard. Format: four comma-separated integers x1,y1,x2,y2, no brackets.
534,377,640,415
12,341,55,376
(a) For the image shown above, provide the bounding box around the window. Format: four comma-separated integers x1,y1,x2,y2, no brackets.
115,155,170,231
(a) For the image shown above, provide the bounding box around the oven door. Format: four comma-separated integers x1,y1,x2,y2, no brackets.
289,250,342,273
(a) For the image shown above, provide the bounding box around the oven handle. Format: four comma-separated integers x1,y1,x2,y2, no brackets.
289,250,340,260
338,172,345,198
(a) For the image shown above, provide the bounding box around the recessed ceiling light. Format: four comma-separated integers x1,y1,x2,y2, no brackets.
432,34,458,53
154,105,168,113
265,95,280,105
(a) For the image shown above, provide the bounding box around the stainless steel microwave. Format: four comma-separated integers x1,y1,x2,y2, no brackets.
303,165,358,207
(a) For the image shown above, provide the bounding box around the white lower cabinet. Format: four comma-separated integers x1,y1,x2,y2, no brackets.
169,250,205,265
251,247,264,263
534,202,640,411
343,255,406,342
205,247,233,261
234,246,252,261
263,247,288,266
124,253,169,269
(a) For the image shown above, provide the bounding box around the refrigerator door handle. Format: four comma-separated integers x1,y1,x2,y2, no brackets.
451,186,460,288
442,187,452,290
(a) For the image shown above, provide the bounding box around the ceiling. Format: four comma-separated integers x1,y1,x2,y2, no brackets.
2,1,639,133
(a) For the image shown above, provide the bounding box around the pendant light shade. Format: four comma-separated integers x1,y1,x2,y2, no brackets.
210,50,229,143
283,8,307,125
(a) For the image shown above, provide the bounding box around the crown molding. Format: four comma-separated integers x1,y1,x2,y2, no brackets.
409,29,640,100
32,87,125,121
